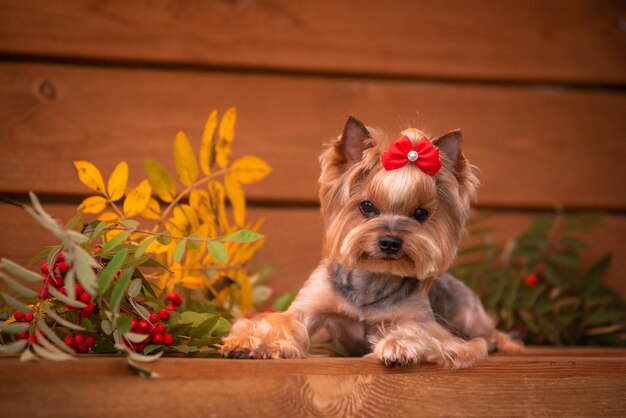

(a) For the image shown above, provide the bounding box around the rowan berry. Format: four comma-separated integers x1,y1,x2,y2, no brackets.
138,320,150,333
151,333,164,344
131,319,138,331
24,312,34,323
163,334,173,345
57,261,70,274
155,323,166,334
64,336,74,347
79,292,92,303
166,304,176,311
525,274,538,287
158,309,169,321
84,336,96,347
74,284,84,297
13,311,25,322
149,313,159,323
41,262,49,275
73,334,85,344
18,332,30,340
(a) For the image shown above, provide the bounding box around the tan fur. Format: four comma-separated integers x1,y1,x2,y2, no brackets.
221,116,521,368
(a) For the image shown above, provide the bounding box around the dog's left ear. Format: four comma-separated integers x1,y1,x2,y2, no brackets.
432,129,478,200
333,115,373,168
432,129,466,174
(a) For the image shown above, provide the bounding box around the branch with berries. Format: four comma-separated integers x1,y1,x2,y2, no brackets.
453,213,625,346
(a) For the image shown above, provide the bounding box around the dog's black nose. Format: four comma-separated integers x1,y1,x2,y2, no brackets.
378,236,403,255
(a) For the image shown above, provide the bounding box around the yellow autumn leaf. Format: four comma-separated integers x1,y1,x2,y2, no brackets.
107,161,128,201
123,179,152,217
208,181,229,232
74,161,106,195
141,197,161,220
98,212,118,223
215,108,236,168
236,270,253,314
180,275,208,290
225,174,245,227
230,155,272,184
189,189,214,224
199,110,218,175
145,159,177,202
78,196,108,214
174,131,199,186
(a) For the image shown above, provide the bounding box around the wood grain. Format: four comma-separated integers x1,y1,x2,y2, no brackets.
1,203,624,299
1,63,626,209
0,0,624,85
0,350,625,417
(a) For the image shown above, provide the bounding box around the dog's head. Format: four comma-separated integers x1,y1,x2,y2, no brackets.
319,116,478,280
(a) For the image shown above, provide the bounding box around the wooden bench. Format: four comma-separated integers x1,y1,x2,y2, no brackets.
1,348,625,417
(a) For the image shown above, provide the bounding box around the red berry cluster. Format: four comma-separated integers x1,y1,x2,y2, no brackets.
128,309,174,352
40,253,69,299
13,310,34,323
165,291,182,310
63,333,96,353
40,254,96,317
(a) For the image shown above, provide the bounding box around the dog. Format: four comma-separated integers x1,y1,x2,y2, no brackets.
222,116,522,368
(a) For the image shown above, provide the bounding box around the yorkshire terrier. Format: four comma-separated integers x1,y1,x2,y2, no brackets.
222,116,522,368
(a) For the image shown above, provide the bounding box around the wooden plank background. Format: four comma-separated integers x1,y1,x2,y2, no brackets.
0,1,625,303
1,349,626,417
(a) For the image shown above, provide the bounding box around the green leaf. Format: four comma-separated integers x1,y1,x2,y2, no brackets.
550,252,581,270
110,270,131,315
130,298,151,321
101,319,113,335
173,238,187,263
128,278,142,298
118,345,163,363
206,241,227,263
171,344,198,354
89,220,108,240
0,258,42,282
42,303,85,331
98,249,129,294
275,292,297,312
584,255,611,297
28,246,57,267
120,219,140,229
0,339,28,353
48,286,86,308
101,230,133,253
156,235,172,245
186,233,202,250
0,321,29,333
1,292,33,313
143,344,163,355
127,359,160,378
190,316,219,339
117,315,133,335
135,236,157,258
559,236,588,250
38,319,75,355
220,230,264,243
124,332,149,344
73,246,99,295
0,272,38,299
166,323,193,336
32,343,72,361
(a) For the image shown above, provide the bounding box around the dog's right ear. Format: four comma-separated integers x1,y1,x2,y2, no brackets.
332,115,372,168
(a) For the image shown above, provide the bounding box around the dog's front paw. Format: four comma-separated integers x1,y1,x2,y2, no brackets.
371,335,421,367
221,313,308,359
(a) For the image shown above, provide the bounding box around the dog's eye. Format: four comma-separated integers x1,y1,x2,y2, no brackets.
359,201,379,217
412,208,429,222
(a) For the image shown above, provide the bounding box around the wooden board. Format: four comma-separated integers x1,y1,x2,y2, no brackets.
1,203,624,299
0,0,624,85
0,349,625,417
1,63,626,209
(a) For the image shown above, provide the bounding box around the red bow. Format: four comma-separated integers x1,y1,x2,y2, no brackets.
381,136,442,176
